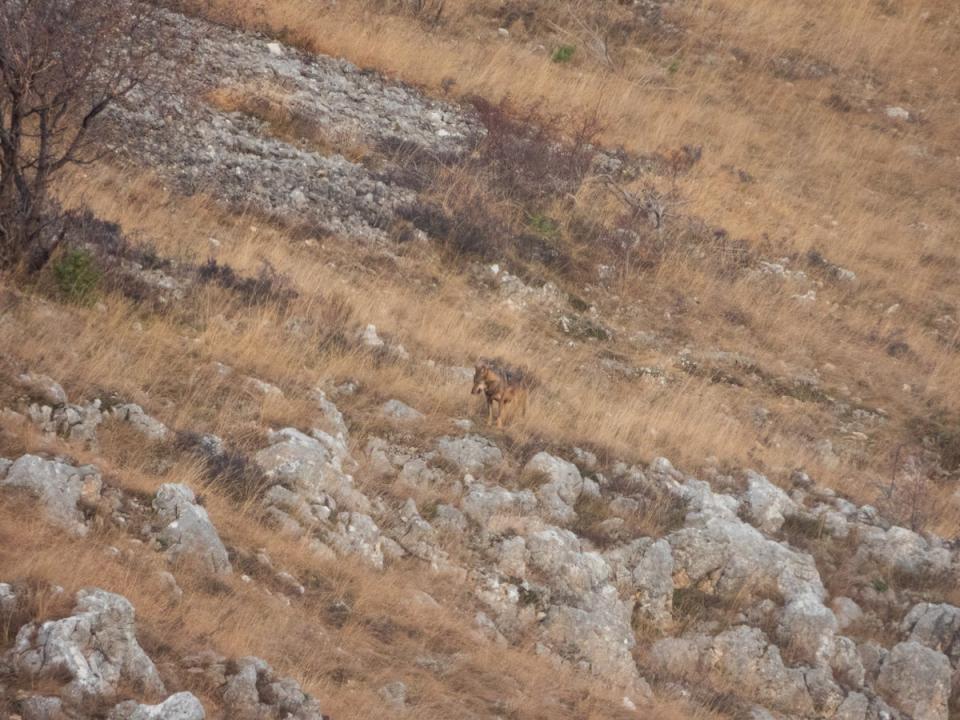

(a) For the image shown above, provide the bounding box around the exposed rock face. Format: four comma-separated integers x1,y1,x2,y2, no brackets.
1,455,102,536
630,539,674,628
153,483,232,575
520,527,649,696
852,525,952,580
902,602,960,662
255,427,369,512
875,641,951,720
109,692,206,720
650,627,830,717
6,589,165,710
524,451,599,524
666,478,838,667
109,11,480,240
328,512,384,569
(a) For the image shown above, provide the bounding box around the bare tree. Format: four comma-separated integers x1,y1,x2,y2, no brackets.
0,0,159,269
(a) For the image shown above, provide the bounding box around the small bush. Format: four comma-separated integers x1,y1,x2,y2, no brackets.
53,247,101,304
551,45,575,63
527,213,560,238
316,291,355,351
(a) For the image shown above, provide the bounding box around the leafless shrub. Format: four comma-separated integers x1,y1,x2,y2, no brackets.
0,0,162,269
470,96,604,205
196,258,298,308
878,445,937,532
373,0,445,25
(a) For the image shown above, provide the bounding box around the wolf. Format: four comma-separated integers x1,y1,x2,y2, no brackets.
471,361,528,428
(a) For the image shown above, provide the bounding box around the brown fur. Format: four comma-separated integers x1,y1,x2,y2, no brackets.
472,362,528,428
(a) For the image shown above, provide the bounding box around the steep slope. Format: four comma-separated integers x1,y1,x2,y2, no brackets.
2,2,960,720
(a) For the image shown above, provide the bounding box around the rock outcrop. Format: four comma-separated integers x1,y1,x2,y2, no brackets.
6,589,166,710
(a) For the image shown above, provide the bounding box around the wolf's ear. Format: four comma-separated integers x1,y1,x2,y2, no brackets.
476,362,486,372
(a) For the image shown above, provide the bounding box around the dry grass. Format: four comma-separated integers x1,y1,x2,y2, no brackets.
2,1,960,715
24,158,960,533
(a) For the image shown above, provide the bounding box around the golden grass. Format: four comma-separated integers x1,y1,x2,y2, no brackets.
36,163,960,529
2,1,960,713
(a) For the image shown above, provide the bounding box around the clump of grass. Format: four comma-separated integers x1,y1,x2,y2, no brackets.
527,213,560,239
551,44,575,63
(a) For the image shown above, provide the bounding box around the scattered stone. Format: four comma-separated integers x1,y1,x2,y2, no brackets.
650,627,825,717
378,681,408,709
461,482,536,527
885,106,911,121
380,399,424,422
0,582,16,613
255,427,369,513
244,376,284,397
436,434,503,475
221,656,324,720
111,403,171,441
360,324,385,348
27,400,103,447
831,596,864,631
743,471,797,533
329,512,384,569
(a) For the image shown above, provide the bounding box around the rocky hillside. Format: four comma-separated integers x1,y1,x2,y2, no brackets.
2,1,960,720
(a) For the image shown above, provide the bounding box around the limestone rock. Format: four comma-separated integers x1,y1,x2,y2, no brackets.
16,373,68,406
875,641,951,720
109,693,206,720
436,435,503,476
255,427,369,513
7,589,165,709
153,484,232,575
1,455,102,536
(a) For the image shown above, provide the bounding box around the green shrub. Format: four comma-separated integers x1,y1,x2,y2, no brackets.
53,247,100,304
527,213,560,238
551,45,575,63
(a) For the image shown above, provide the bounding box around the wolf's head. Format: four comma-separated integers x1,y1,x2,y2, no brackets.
472,363,491,394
